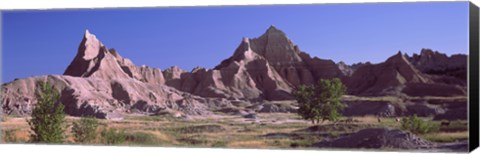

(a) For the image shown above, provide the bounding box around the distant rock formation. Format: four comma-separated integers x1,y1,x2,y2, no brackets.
337,61,370,76
170,25,343,100
344,51,466,96
64,30,165,84
2,30,217,118
345,51,429,95
408,48,467,77
407,48,467,85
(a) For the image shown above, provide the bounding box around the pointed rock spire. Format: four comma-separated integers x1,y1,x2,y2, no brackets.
85,29,91,36
266,25,281,33
250,25,302,64
64,30,131,79
261,24,287,38
80,29,103,60
386,50,409,64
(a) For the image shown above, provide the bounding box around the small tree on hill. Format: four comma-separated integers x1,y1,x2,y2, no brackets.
28,81,66,143
293,78,346,124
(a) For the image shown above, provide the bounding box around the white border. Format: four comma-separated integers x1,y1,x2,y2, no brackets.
0,144,448,154
0,0,478,154
0,0,475,10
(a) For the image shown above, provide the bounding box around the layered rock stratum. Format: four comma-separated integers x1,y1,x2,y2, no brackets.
1,26,468,119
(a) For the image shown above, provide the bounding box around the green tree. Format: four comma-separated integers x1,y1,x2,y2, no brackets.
400,114,438,135
72,116,99,143
293,78,346,124
28,81,66,143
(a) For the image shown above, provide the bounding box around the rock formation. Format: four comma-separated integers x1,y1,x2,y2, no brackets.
408,48,467,78
167,25,343,100
407,48,467,86
345,51,430,95
64,30,165,84
1,26,468,119
2,30,213,119
344,51,466,96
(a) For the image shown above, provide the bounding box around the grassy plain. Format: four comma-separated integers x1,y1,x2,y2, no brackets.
0,113,468,149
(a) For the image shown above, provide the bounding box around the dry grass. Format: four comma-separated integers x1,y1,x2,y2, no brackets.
1,129,30,143
137,130,171,142
342,95,467,102
342,95,403,102
0,117,29,129
422,131,468,143
409,96,467,101
227,140,269,148
0,111,469,149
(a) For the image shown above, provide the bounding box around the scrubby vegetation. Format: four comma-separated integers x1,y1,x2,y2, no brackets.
124,131,159,145
400,115,438,134
0,113,468,149
72,116,99,143
3,129,19,143
28,81,66,143
294,78,346,124
0,90,467,150
100,128,127,145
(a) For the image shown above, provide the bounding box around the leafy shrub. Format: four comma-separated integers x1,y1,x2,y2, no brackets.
28,81,66,143
294,78,346,124
72,116,99,143
100,128,127,145
401,115,438,134
211,140,227,147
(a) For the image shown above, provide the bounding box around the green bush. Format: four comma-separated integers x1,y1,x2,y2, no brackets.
28,81,66,143
401,115,438,134
293,78,346,124
72,116,99,143
211,140,227,147
100,128,127,145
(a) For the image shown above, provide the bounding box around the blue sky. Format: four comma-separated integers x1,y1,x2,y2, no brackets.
1,2,469,83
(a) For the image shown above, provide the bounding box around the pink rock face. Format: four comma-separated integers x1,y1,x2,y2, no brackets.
64,30,166,84
408,48,466,72
407,48,467,82
345,52,429,95
64,30,130,79
2,75,213,118
345,51,465,96
3,30,207,118
209,26,342,100
80,30,102,60
249,26,303,64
